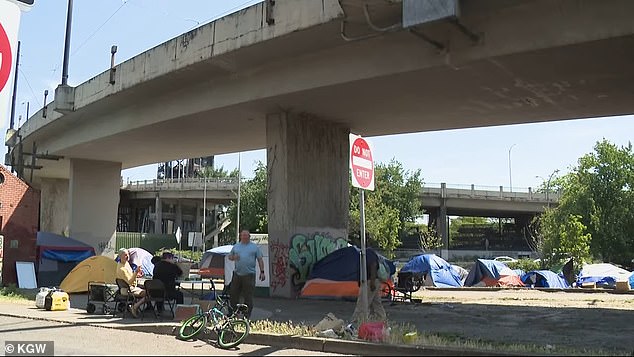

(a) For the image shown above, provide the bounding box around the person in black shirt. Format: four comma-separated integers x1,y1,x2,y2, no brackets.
152,252,184,310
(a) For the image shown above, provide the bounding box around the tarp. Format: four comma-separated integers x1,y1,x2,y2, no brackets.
576,263,631,288
199,245,233,279
59,256,118,293
629,272,634,289
521,270,570,289
464,259,524,287
400,254,463,287
300,246,395,299
116,247,155,277
36,232,96,288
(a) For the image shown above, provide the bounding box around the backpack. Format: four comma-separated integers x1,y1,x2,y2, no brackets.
377,258,390,282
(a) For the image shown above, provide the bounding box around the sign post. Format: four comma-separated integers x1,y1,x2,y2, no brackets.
350,133,375,321
0,0,22,130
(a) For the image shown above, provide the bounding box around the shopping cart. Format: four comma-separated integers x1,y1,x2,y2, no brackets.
86,282,118,314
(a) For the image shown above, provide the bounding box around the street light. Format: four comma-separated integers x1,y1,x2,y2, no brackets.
508,144,516,192
535,169,560,208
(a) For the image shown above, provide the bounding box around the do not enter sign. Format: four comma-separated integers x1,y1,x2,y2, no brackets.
350,133,375,191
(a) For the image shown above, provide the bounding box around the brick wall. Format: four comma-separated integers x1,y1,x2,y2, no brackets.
0,165,40,286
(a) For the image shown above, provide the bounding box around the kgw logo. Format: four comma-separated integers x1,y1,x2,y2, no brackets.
5,341,53,355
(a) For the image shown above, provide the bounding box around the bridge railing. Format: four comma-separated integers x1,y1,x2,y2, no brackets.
121,178,561,202
121,177,239,191
423,182,561,202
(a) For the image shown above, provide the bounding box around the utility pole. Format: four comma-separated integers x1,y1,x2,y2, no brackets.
508,144,516,192
61,0,73,85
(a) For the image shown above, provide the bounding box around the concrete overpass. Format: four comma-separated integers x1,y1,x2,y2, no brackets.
6,0,633,297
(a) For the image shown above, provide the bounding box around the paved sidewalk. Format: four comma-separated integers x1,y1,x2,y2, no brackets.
0,295,499,356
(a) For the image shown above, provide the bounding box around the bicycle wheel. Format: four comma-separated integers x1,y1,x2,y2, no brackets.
217,318,250,349
178,314,208,340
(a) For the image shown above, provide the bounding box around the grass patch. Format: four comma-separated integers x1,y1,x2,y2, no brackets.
249,319,627,355
0,285,36,303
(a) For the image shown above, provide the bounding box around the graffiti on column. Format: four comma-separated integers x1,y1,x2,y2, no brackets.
269,241,289,292
288,232,348,293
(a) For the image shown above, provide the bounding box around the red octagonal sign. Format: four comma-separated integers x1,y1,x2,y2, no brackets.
350,134,374,191
0,22,12,93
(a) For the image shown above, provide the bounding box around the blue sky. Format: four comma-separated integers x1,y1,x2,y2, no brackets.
4,0,633,191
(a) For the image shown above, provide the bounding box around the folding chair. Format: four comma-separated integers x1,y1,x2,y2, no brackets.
143,279,167,320
114,278,137,318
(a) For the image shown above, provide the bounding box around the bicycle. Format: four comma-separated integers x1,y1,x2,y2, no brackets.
177,292,250,349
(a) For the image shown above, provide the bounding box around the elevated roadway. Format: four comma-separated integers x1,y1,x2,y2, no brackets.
7,0,631,297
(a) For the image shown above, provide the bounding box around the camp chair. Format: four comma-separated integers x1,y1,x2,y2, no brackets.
114,278,139,318
142,279,168,320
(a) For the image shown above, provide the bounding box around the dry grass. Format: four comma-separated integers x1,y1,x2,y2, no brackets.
0,286,36,304
249,318,627,355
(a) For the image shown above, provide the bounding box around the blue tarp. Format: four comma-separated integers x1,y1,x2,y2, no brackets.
307,246,395,281
41,249,95,263
576,263,632,289
521,270,570,289
400,254,463,287
629,272,634,289
464,259,507,286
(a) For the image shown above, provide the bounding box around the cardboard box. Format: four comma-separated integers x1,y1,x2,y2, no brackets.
174,304,200,321
615,281,630,292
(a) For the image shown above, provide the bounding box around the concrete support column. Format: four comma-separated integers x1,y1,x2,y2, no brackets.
438,200,449,260
69,159,121,256
38,178,69,236
175,199,183,234
155,193,162,234
266,112,349,298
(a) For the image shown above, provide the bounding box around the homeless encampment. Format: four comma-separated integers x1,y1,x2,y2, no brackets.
521,270,570,289
464,259,524,287
36,232,96,288
399,254,463,287
199,245,233,279
59,256,118,293
576,263,631,288
300,246,395,300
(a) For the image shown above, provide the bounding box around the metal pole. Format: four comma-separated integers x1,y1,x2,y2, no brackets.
508,144,516,192
236,153,241,242
359,188,368,321
9,41,20,130
61,0,73,85
202,177,207,249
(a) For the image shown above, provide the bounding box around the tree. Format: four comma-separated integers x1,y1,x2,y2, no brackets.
198,165,238,178
539,211,591,273
225,161,268,242
348,159,424,256
537,140,634,266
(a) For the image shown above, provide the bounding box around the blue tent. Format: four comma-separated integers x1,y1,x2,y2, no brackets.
464,259,524,287
629,272,634,289
576,263,632,289
36,232,96,288
300,246,395,299
521,270,570,289
400,254,462,287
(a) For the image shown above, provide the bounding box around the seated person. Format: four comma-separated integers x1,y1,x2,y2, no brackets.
116,248,147,317
152,252,184,310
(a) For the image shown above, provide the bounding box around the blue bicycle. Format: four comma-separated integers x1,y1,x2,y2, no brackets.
177,292,250,349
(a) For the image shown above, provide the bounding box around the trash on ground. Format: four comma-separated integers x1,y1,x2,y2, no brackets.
313,312,344,334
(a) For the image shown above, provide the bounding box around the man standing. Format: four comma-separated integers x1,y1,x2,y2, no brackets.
351,247,387,322
228,229,265,319
152,252,184,310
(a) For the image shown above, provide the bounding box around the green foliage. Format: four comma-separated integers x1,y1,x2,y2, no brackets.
418,226,443,251
506,259,540,273
348,159,424,256
537,140,634,266
198,165,239,178
0,285,36,301
155,248,203,263
226,161,268,240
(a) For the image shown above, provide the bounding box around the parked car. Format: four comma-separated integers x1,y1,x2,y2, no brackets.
493,256,517,263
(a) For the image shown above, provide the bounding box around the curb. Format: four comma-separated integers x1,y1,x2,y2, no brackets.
0,311,528,356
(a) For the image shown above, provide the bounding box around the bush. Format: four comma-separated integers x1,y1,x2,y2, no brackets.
506,259,540,272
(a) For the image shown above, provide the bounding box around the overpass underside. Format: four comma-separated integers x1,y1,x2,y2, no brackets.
13,0,634,298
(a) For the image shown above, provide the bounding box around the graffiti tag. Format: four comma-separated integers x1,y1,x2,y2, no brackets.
269,241,289,292
288,232,348,292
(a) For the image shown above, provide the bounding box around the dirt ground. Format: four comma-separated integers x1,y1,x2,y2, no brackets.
399,289,634,353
